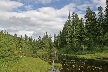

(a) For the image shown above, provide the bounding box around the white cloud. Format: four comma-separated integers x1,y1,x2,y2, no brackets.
17,30,34,37
0,0,23,11
56,3,85,19
92,0,106,11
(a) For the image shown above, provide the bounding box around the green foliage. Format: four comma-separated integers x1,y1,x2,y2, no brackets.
0,31,20,63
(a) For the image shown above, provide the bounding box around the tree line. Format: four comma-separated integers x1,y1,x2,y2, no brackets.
54,6,108,54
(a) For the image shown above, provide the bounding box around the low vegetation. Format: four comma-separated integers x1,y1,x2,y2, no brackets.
76,52,108,60
0,57,51,72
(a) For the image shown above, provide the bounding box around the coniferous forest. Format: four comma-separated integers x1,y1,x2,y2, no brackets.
0,3,108,72
54,6,108,54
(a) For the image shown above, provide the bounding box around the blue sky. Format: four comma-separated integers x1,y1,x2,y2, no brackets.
12,0,97,13
12,0,73,9
0,0,106,39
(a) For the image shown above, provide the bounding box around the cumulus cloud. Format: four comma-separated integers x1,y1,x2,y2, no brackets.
0,3,72,38
0,0,23,11
57,3,76,17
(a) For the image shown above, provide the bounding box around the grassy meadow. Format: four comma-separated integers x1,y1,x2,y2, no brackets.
0,57,52,72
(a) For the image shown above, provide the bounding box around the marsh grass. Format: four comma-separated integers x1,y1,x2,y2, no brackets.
0,57,52,72
61,50,108,60
76,52,108,59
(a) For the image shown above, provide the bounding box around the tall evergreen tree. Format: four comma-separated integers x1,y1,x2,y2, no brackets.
70,13,83,52
97,6,105,51
103,3,108,47
85,7,97,51
77,18,86,51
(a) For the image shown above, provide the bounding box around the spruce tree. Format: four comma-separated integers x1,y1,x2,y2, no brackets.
103,3,108,47
97,6,104,51
77,18,86,51
85,7,97,51
70,13,82,52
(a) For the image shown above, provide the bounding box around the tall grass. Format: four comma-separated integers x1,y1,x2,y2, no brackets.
76,52,108,59
0,57,51,72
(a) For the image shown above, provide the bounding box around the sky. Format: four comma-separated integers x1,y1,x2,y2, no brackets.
0,0,106,39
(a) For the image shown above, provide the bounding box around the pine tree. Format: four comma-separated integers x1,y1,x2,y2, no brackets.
97,6,105,51
57,11,72,53
85,7,97,51
70,13,83,52
104,2,108,33
77,18,86,51
103,3,108,47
